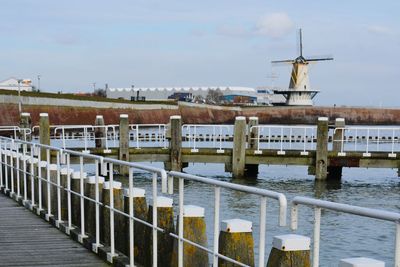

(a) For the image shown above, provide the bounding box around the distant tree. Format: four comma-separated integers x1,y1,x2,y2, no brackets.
206,89,223,104
94,88,107,97
193,95,205,103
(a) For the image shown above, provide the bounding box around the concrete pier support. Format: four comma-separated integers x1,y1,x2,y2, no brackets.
94,115,106,150
218,218,254,267
123,188,147,265
119,114,129,176
267,234,311,267
328,118,345,179
315,117,329,180
171,205,208,267
144,196,175,267
19,112,31,141
245,117,259,177
169,115,182,172
232,117,247,179
39,113,50,160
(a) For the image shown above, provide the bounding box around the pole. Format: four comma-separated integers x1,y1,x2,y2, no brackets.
18,79,22,114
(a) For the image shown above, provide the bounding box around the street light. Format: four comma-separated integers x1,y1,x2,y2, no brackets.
37,75,41,91
17,79,22,114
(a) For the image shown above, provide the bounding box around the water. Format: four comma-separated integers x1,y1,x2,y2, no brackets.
96,162,399,266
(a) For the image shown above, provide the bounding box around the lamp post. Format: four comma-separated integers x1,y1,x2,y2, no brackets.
17,79,22,114
37,75,41,91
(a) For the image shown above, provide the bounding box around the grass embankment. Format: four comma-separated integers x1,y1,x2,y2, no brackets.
0,89,177,106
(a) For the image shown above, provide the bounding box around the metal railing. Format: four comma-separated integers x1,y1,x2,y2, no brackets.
0,136,288,267
0,126,31,140
129,124,167,149
182,124,233,152
250,125,317,155
291,196,400,267
333,127,400,157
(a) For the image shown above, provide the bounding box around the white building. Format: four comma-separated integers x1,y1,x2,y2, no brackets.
106,86,257,101
0,77,33,91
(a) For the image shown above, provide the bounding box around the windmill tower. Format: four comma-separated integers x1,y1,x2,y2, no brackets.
272,29,333,106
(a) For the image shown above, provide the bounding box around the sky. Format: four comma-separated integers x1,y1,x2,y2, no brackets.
0,0,399,106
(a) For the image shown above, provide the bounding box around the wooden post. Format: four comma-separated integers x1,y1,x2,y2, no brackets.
315,117,329,180
49,163,58,216
60,167,74,221
267,234,311,267
95,115,106,149
232,117,247,178
218,219,254,267
171,205,208,267
119,114,129,176
71,171,87,227
84,175,105,240
101,181,124,252
328,118,345,179
19,112,31,141
245,117,259,177
339,257,385,267
144,196,175,267
170,115,182,172
39,113,50,160
123,188,147,265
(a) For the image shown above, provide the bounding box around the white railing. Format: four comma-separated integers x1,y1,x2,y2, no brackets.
0,126,31,140
291,196,400,267
0,136,288,267
129,124,167,149
182,124,233,153
333,127,400,157
250,125,317,155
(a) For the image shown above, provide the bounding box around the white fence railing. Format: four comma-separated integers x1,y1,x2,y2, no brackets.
182,124,233,152
129,124,167,149
333,127,400,157
0,126,32,140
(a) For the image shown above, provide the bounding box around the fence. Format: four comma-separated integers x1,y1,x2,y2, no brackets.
182,124,233,152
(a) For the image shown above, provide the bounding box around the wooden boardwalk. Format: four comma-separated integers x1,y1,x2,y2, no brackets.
0,193,109,267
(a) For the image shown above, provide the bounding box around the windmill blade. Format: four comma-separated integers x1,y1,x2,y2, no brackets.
297,28,303,57
305,54,334,61
271,59,294,64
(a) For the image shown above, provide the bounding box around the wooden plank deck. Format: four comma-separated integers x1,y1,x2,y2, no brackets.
0,193,109,267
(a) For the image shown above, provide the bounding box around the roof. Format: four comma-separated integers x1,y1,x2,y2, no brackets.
108,86,256,93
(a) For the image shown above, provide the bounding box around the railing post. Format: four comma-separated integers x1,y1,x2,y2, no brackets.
119,114,129,176
232,116,246,178
95,115,106,150
170,115,182,172
328,118,345,179
19,112,31,141
39,113,50,160
246,117,259,177
315,117,329,180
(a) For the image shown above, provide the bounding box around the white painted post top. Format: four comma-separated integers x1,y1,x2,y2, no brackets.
39,161,47,168
21,112,31,116
39,113,48,117
318,117,328,121
49,164,58,171
339,257,385,267
221,219,252,233
20,155,31,161
27,157,39,164
96,115,103,119
120,114,128,118
123,188,145,197
249,116,258,120
87,176,105,184
150,196,173,207
336,118,345,122
60,167,74,175
72,171,88,179
170,115,181,119
103,181,122,190
183,205,205,217
235,116,246,121
272,234,310,251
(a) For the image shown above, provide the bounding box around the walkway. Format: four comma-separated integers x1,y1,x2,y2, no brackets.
0,193,108,267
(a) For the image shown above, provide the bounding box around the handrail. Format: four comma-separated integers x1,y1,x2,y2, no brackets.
291,196,400,267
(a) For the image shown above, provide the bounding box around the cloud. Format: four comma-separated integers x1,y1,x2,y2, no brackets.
367,25,393,35
255,12,294,38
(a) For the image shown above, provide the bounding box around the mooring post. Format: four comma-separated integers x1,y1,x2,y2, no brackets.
218,218,254,267
315,117,329,180
328,118,345,179
60,167,74,221
39,113,50,160
245,117,259,177
19,112,31,141
266,234,311,267
95,115,106,150
71,171,87,227
171,205,209,267
119,114,129,176
85,175,105,240
144,196,175,267
101,181,124,252
339,257,385,267
123,188,147,265
232,116,247,178
170,115,182,172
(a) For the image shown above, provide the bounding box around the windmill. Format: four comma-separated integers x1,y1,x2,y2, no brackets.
271,29,333,106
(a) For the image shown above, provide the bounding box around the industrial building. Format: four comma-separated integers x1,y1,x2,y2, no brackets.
0,77,33,91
